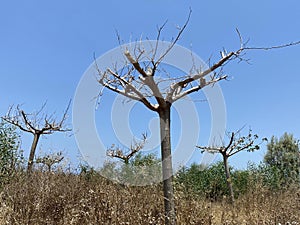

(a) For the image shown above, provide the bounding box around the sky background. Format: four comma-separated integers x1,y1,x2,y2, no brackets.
1,0,300,170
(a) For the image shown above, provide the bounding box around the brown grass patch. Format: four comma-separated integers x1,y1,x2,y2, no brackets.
0,172,299,224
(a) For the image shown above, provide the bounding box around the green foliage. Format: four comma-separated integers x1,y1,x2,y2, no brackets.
97,152,162,186
264,133,300,186
176,162,228,200
119,152,162,185
175,161,266,200
79,162,99,181
0,120,23,184
246,162,297,190
130,152,159,167
98,161,118,182
232,169,252,195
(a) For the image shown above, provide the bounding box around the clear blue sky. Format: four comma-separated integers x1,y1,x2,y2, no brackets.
1,0,300,169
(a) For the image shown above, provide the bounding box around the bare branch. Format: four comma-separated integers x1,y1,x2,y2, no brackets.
224,132,235,152
107,134,147,164
236,28,244,49
243,40,300,51
21,110,36,133
155,8,192,66
2,105,33,133
2,110,31,133
124,50,148,77
167,31,300,103
123,50,166,107
171,75,227,102
2,102,71,135
196,146,220,154
167,51,236,102
152,20,168,62
59,99,71,127
95,58,159,111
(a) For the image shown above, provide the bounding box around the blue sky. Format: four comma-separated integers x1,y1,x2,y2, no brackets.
1,0,300,169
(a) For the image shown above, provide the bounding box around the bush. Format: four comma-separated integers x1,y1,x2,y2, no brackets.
264,133,300,187
175,161,228,200
175,161,269,200
90,152,162,186
0,119,24,185
119,152,162,185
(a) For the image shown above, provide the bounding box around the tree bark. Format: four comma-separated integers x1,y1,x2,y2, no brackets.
158,105,176,225
222,154,235,205
27,133,40,172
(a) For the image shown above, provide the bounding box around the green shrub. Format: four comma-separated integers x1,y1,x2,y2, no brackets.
264,133,300,188
0,119,24,185
175,161,228,200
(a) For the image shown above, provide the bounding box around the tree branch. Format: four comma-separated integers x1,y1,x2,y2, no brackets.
167,51,235,102
123,50,166,107
243,40,300,51
197,128,264,158
228,140,254,157
224,132,235,152
155,8,192,66
171,75,227,102
107,134,147,164
96,61,159,112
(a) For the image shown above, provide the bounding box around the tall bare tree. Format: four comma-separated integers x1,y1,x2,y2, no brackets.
197,129,267,204
95,11,300,224
2,102,71,172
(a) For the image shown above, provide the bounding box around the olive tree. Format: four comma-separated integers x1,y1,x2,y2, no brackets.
197,129,266,204
106,134,162,185
107,133,147,164
95,12,300,224
2,102,71,172
35,151,64,172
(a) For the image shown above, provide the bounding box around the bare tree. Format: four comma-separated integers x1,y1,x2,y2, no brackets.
196,129,267,204
2,101,71,172
36,151,64,172
107,133,147,164
95,10,299,224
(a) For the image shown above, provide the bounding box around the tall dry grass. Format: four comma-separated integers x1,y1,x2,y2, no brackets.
0,171,299,224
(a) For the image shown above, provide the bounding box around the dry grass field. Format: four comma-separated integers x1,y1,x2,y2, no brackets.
0,171,299,225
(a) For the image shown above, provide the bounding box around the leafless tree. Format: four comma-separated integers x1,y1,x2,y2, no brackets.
196,129,267,205
2,101,71,172
36,151,64,172
95,9,299,224
107,133,147,164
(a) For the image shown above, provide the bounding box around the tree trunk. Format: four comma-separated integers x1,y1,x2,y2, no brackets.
27,133,40,172
158,106,176,225
223,154,235,205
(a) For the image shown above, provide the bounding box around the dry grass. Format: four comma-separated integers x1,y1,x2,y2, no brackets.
0,171,299,225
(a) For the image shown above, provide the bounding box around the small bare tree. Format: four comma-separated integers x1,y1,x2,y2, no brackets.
107,134,147,164
2,102,71,172
197,129,267,204
95,10,299,224
36,151,64,172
